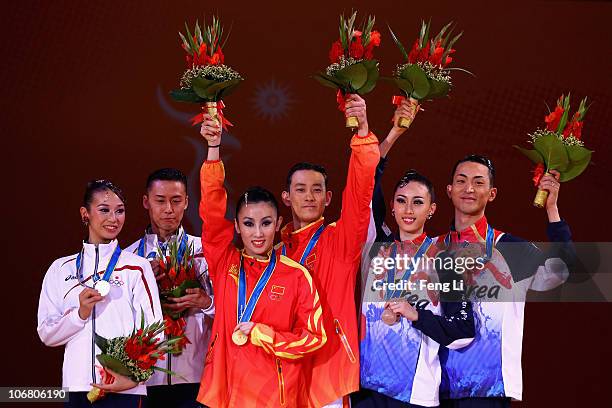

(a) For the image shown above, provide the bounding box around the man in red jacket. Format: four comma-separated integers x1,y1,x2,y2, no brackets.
279,94,380,407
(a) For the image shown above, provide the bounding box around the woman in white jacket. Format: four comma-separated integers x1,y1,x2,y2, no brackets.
37,180,162,408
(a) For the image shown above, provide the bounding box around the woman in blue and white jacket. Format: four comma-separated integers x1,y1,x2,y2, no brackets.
354,100,475,408
37,180,162,408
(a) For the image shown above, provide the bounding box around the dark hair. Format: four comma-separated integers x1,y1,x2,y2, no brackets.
146,168,188,191
235,186,279,217
450,154,495,187
83,179,126,210
393,170,436,202
286,162,328,190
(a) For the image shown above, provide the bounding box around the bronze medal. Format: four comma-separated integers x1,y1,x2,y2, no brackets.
381,308,400,326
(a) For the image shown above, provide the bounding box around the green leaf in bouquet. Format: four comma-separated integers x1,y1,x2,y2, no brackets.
170,88,202,103
313,73,346,89
387,25,408,60
94,333,109,354
152,366,188,382
392,78,413,96
140,307,146,330
513,146,544,165
533,133,569,172
178,32,191,54
426,79,451,99
441,31,463,66
433,21,454,47
446,67,476,77
96,354,132,377
191,77,217,99
336,62,368,91
559,145,593,182
557,104,570,134
184,22,198,57
206,78,242,100
401,64,430,99
217,80,242,100
356,60,379,95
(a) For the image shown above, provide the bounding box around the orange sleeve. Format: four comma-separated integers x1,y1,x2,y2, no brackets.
333,132,380,264
250,261,326,360
199,160,235,280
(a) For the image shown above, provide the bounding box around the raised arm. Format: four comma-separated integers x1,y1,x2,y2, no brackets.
372,99,421,243
334,94,380,264
199,115,235,280
249,262,327,360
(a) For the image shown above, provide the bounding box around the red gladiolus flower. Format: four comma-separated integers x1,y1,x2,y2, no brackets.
168,267,177,280
369,31,381,47
329,40,344,63
349,37,364,59
209,49,224,65
532,163,545,187
408,39,421,63
545,106,565,132
563,116,583,139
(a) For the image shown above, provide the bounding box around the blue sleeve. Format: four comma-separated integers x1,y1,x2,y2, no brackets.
497,220,575,282
372,157,393,243
411,300,475,348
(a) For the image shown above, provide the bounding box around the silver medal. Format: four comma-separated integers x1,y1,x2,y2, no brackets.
94,280,111,297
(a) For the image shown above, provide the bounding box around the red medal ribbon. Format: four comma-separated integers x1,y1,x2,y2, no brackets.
391,95,406,106
532,163,545,187
336,90,347,113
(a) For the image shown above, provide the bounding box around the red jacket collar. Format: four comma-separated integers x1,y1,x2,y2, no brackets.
448,216,491,243
395,232,429,246
281,217,325,247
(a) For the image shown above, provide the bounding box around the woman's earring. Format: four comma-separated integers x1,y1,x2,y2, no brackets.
427,213,433,220
82,217,89,226
391,209,395,216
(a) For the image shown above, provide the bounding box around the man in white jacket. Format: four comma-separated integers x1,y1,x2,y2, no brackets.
126,168,214,408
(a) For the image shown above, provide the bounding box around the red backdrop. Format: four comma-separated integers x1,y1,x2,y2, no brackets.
2,0,611,406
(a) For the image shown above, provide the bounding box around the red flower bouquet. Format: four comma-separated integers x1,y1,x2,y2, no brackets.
514,94,593,207
388,20,469,127
157,240,200,352
170,16,243,129
314,12,380,128
87,313,184,402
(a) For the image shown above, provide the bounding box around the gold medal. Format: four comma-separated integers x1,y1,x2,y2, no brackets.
232,329,248,346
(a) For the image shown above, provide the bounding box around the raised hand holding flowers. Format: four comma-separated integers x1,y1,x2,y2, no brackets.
387,20,468,127
170,16,243,129
514,94,593,208
314,11,380,128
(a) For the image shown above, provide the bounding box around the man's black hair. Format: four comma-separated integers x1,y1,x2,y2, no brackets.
450,154,495,187
286,162,328,190
146,168,188,191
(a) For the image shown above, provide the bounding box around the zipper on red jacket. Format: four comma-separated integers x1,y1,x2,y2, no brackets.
91,245,100,383
276,358,286,406
334,319,356,363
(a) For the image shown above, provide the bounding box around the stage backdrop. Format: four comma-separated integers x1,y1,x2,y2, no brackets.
1,0,610,406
